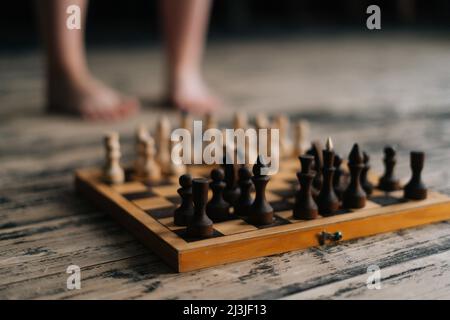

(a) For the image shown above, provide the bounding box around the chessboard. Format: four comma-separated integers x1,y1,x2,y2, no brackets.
75,157,450,272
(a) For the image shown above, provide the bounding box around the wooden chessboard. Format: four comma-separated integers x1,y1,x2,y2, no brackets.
75,158,450,272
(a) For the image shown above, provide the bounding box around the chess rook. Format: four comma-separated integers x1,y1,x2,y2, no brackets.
187,178,214,238
316,138,339,216
102,132,125,184
360,151,374,196
234,166,254,216
378,145,401,191
343,143,367,209
293,155,318,220
174,174,194,226
206,168,231,222
404,151,427,200
249,156,274,225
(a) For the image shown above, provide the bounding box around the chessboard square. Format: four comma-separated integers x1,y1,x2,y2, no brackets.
370,193,406,206
271,200,294,212
175,228,224,242
122,190,156,201
256,215,291,229
158,216,184,231
214,219,258,235
152,185,179,197
112,181,148,194
275,210,294,221
134,197,174,210
146,206,176,219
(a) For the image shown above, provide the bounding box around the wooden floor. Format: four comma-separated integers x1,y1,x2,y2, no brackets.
1,33,450,299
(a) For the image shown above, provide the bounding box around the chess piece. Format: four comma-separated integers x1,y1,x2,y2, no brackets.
180,111,193,134
316,138,339,216
206,168,230,222
333,154,345,200
255,113,270,130
222,152,241,206
293,120,310,157
378,145,401,191
404,151,427,200
307,141,324,191
138,136,162,183
234,166,254,216
360,151,374,196
156,116,172,175
102,132,125,184
205,113,217,131
343,143,367,209
174,174,194,226
187,178,214,238
233,111,248,130
293,155,318,220
249,156,274,225
272,114,292,158
168,139,187,176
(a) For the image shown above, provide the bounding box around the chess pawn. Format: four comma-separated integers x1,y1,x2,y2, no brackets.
293,155,318,220
168,139,187,176
360,152,374,196
174,174,194,226
222,152,241,206
343,143,367,209
378,145,401,191
139,136,162,183
156,116,172,175
317,138,339,217
234,166,254,216
233,111,248,130
206,168,230,222
102,132,125,184
255,113,270,130
404,151,427,200
134,125,149,177
249,156,274,225
272,114,293,158
293,120,310,157
187,178,214,238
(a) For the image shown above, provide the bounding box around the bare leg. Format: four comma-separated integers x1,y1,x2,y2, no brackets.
161,0,221,114
36,0,139,121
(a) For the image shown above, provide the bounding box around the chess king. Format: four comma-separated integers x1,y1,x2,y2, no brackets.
171,120,280,175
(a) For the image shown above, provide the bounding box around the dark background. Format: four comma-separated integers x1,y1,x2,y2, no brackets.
1,0,450,49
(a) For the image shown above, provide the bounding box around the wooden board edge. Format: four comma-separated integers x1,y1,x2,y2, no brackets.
74,171,181,272
178,201,450,272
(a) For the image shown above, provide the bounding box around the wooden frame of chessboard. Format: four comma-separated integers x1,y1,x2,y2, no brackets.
75,157,450,272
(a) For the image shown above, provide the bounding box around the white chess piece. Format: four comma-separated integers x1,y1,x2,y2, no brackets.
102,132,125,184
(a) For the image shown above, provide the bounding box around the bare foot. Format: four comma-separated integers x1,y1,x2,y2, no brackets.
168,74,221,115
47,76,140,121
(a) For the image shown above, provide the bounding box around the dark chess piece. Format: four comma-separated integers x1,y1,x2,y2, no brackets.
333,154,345,200
173,174,194,226
234,166,254,216
404,151,427,200
343,143,367,209
378,145,401,192
249,156,274,225
293,155,318,220
307,141,324,191
316,138,340,217
187,178,214,238
222,153,241,206
360,151,374,196
206,168,230,222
